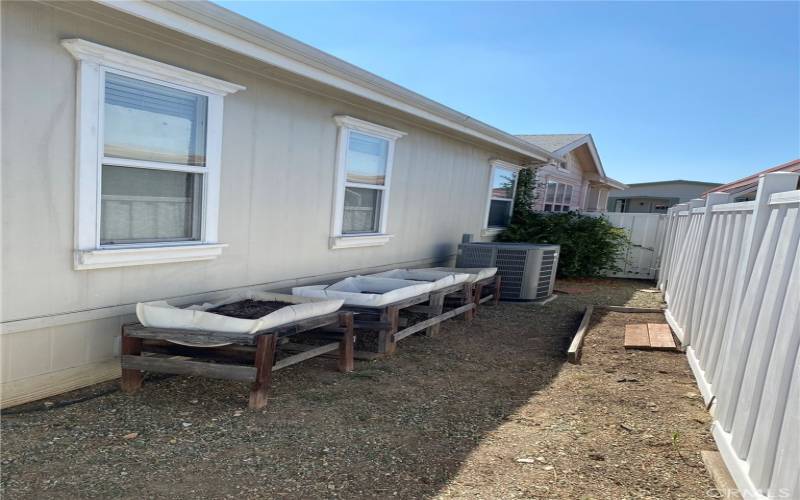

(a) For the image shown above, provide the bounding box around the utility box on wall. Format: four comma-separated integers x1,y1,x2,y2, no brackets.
456,242,560,302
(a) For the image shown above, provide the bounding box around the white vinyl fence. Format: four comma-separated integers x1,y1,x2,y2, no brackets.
598,212,666,279
657,172,800,500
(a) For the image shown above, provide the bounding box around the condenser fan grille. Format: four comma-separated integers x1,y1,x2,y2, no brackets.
458,245,495,268
495,249,527,299
536,249,557,298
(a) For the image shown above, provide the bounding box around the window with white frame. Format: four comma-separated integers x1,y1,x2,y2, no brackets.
330,116,406,249
485,162,520,228
543,181,574,212
62,39,244,269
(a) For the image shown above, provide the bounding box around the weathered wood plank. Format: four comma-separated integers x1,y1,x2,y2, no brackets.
426,291,446,337
378,305,400,354
567,305,594,364
123,312,342,345
121,355,256,381
493,275,502,305
120,335,143,393
596,305,665,313
461,282,475,321
123,323,258,345
624,324,651,349
272,342,339,371
394,302,474,342
648,323,677,349
141,341,255,363
338,312,354,372
249,334,277,409
264,313,342,337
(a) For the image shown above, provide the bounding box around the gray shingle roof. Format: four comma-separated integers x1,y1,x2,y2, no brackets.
517,134,588,153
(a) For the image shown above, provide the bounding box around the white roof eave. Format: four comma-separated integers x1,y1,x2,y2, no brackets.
97,0,556,163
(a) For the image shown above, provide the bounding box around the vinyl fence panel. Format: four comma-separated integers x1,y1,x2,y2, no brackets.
657,172,800,500
593,212,665,279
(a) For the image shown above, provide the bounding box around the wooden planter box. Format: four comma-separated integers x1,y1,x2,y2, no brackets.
344,282,476,356
120,311,354,409
472,274,502,313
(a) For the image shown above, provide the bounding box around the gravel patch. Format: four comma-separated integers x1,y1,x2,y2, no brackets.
1,279,715,499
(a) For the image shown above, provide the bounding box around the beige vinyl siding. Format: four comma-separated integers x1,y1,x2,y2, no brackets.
0,1,524,406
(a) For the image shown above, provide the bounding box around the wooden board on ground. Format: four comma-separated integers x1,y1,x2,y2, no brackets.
624,324,650,348
648,323,676,350
566,305,594,364
624,323,677,351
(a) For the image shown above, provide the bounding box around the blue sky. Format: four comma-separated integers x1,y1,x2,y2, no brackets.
216,1,799,184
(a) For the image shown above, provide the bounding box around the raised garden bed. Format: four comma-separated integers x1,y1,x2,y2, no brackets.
294,276,476,355
124,292,352,409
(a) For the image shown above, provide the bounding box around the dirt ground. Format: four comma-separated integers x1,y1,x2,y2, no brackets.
1,279,716,499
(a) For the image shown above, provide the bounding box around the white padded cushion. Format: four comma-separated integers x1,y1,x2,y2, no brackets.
368,269,470,290
423,267,498,283
136,291,344,347
292,276,434,307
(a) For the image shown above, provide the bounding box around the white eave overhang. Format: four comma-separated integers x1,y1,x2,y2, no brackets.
585,174,627,190
96,0,555,163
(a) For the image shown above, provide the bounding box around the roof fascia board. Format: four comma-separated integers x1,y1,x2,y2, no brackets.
551,134,607,178
602,177,628,190
96,0,554,162
585,173,627,190
629,180,722,187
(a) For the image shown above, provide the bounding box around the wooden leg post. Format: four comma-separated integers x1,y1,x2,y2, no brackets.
338,313,354,372
249,334,277,409
462,283,474,321
120,334,143,393
425,292,445,337
493,275,502,306
378,305,400,354
473,283,484,317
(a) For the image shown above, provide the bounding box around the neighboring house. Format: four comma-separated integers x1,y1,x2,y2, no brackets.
0,1,563,406
701,159,800,201
607,179,722,213
517,134,626,213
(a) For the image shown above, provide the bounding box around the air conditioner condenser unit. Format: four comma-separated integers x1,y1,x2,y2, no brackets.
456,242,560,303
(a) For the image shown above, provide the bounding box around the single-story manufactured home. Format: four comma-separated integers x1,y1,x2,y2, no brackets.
0,1,625,407
517,134,626,213
607,179,722,213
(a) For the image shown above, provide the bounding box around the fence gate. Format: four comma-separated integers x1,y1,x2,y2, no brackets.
590,212,666,279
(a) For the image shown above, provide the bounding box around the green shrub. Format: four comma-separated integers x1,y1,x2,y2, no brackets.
497,211,629,278
511,167,536,223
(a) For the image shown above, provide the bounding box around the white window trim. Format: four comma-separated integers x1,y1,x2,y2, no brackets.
482,160,522,235
329,115,406,250
62,39,244,270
